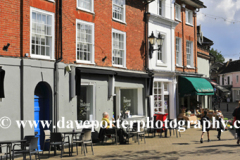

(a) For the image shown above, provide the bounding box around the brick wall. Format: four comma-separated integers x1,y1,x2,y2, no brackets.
0,0,146,72
175,0,198,73
0,0,21,57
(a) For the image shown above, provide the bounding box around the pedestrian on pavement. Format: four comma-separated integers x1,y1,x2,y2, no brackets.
216,112,224,140
200,111,211,143
232,101,240,143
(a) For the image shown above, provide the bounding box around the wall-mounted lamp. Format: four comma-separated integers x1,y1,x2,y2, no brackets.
3,43,10,51
148,32,164,58
102,56,107,62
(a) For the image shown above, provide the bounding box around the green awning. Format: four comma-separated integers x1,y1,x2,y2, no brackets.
179,76,214,97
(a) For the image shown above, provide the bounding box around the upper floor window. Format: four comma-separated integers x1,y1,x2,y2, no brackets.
176,37,182,66
175,3,181,20
228,76,230,85
186,41,193,67
237,75,239,83
158,0,162,16
112,0,126,22
112,29,126,67
77,0,94,13
156,32,165,64
31,8,54,59
186,9,193,25
76,20,95,63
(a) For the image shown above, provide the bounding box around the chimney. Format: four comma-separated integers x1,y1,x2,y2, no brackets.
230,59,232,62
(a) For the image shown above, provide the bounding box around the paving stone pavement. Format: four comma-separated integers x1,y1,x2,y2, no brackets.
14,127,240,160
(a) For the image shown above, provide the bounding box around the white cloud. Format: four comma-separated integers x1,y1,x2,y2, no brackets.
198,0,240,25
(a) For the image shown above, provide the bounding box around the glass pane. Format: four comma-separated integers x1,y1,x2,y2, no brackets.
41,46,45,55
32,12,36,22
47,16,52,25
46,47,50,56
164,83,168,91
32,45,35,54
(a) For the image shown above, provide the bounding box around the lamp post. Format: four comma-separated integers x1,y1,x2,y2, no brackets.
148,31,164,58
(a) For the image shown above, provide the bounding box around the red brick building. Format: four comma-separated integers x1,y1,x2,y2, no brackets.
174,0,206,74
0,0,151,147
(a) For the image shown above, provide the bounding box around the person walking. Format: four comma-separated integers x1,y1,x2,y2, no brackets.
232,101,240,144
200,111,211,143
216,112,224,140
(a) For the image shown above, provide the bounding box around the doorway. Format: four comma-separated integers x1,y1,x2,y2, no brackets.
34,82,52,150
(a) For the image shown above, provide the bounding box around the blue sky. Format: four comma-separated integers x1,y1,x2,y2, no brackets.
197,0,240,62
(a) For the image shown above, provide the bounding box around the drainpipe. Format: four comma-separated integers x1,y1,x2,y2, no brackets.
54,0,63,132
20,0,24,139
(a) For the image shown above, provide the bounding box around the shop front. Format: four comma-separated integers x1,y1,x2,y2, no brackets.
73,67,151,128
178,76,214,115
150,73,177,120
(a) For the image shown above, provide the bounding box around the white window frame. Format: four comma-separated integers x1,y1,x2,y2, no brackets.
175,3,181,21
112,28,126,68
186,40,193,67
77,0,94,14
76,19,95,64
112,0,126,23
156,31,166,65
30,7,55,60
153,81,169,114
186,9,193,25
46,0,55,2
176,37,182,66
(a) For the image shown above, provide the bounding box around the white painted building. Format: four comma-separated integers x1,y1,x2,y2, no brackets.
148,0,178,119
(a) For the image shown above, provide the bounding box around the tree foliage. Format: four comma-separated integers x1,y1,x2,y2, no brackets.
210,48,225,63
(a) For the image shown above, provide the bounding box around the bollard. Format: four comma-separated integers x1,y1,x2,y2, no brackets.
227,103,229,112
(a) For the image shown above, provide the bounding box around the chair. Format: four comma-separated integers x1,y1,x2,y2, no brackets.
12,135,35,159
98,128,117,144
48,133,70,158
42,130,50,154
0,144,7,160
13,137,40,160
128,122,146,145
168,120,181,138
81,129,94,156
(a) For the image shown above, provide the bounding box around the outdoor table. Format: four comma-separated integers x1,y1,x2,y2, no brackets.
0,140,27,160
60,131,82,156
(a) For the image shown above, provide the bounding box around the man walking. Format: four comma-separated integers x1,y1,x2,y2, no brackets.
200,111,211,143
232,101,240,144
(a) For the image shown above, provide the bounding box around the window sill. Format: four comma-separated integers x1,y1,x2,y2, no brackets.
186,23,194,27
76,7,95,15
175,18,182,22
30,55,54,60
75,60,95,65
46,0,55,3
156,62,167,67
112,18,127,25
176,64,183,68
186,66,195,69
112,64,127,69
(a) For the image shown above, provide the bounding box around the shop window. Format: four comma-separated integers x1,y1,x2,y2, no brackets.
77,85,94,122
154,82,169,114
120,89,138,116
